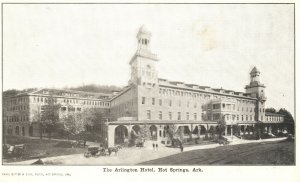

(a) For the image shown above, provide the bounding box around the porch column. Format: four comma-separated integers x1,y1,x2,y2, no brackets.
225,126,228,136
108,125,117,147
265,126,268,133
156,125,161,142
127,125,132,141
188,124,193,139
242,125,245,136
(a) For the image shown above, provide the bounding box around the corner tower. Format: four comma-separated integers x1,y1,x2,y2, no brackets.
129,26,160,121
245,66,267,122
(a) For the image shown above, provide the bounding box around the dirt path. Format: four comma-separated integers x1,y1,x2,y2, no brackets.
140,140,294,165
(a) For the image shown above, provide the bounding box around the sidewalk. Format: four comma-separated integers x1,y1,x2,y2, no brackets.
5,137,287,165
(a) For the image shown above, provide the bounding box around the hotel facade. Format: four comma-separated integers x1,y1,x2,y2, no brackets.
3,26,286,147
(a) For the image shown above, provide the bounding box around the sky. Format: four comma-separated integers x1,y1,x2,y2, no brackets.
2,4,294,116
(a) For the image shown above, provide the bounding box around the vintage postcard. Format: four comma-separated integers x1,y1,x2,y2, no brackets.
0,1,298,182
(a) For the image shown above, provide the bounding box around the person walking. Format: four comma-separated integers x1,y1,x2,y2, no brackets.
152,143,155,151
156,143,158,151
180,144,184,152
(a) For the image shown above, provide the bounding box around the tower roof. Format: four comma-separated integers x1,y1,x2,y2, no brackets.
250,66,260,74
137,25,151,36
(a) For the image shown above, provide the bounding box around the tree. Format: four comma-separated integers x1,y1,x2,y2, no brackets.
65,84,122,94
166,125,176,139
62,113,86,139
265,108,277,113
32,107,43,139
278,108,295,134
40,96,61,140
217,119,226,136
77,108,107,143
165,124,185,146
140,124,150,141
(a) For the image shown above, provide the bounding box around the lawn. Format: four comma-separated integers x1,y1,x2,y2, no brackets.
140,140,295,165
3,135,86,163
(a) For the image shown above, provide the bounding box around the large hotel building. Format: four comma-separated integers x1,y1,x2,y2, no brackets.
3,26,285,147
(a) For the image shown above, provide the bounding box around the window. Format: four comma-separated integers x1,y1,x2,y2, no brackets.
213,114,221,121
246,115,248,121
159,99,162,106
159,111,162,120
147,110,151,120
208,115,211,120
142,97,145,104
213,104,221,110
15,126,20,135
186,112,189,120
242,115,244,121
77,107,81,111
152,98,155,105
237,115,239,121
194,113,197,120
177,112,181,120
169,112,172,120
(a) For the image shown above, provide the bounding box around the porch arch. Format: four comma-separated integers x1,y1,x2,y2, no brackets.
149,125,157,140
131,125,141,138
115,125,128,145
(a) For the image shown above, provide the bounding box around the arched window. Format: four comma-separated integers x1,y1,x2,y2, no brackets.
15,126,20,135
22,126,25,136
7,125,12,135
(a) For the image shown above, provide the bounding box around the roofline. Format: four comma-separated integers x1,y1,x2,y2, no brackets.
265,112,285,116
158,84,257,100
108,120,218,125
109,86,132,101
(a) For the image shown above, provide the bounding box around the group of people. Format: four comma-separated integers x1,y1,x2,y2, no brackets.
152,143,159,151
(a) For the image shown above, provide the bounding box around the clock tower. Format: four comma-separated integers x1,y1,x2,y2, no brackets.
245,66,267,122
129,25,159,87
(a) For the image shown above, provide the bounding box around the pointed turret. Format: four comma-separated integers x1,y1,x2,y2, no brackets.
250,66,260,75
